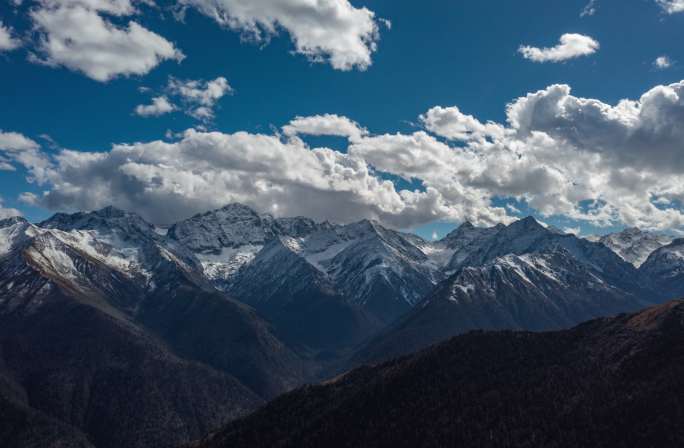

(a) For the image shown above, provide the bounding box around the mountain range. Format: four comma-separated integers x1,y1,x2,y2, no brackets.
0,204,681,447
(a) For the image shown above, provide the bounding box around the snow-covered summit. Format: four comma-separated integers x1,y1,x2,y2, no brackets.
0,216,32,258
599,227,672,268
40,206,159,242
168,203,324,252
639,238,684,302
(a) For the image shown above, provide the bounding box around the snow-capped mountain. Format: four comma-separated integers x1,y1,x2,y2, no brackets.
355,247,646,364
0,207,310,400
598,227,672,267
352,219,652,364
170,205,448,325
454,216,646,295
434,221,506,274
167,203,327,284
640,238,684,301
2,204,673,399
227,235,382,350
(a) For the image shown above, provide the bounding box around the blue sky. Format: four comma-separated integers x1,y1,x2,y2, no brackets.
1,0,684,239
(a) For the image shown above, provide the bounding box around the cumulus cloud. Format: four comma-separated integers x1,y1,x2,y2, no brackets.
0,22,21,51
282,114,368,141
657,0,684,13
29,129,458,227
654,55,673,69
30,0,184,82
507,82,684,174
135,76,233,121
167,76,232,120
0,131,40,152
419,106,505,142
0,131,52,183
10,81,684,233
519,33,599,63
134,96,176,117
178,0,382,71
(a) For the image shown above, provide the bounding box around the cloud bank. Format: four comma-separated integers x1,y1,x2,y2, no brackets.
5,81,684,233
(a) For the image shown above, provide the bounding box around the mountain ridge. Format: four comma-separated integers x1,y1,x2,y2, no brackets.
190,300,684,448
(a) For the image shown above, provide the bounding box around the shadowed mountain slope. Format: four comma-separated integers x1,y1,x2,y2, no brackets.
192,300,684,448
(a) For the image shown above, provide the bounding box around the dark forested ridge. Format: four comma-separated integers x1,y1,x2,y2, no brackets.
192,300,684,448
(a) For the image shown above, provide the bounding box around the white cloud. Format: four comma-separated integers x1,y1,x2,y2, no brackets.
519,33,599,63
135,96,176,117
654,55,673,69
283,114,368,141
0,197,22,219
580,0,597,17
0,131,52,183
28,129,457,227
0,159,16,171
506,82,684,174
420,106,505,142
30,0,184,82
178,0,382,71
168,76,232,106
167,76,232,121
0,131,40,151
11,82,684,233
134,77,232,121
0,22,21,51
657,0,684,13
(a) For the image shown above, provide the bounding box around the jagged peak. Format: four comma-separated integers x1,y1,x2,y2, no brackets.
442,221,475,240
92,205,129,218
179,203,261,223
42,205,139,224
218,202,260,215
346,218,383,234
39,206,156,238
0,215,28,228
506,216,546,233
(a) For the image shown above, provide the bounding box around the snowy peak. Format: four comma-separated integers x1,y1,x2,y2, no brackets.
168,206,267,252
437,221,505,273
167,203,330,283
0,216,29,228
599,227,672,267
640,238,684,277
13,208,207,295
502,215,547,237
40,206,158,242
167,203,323,253
0,217,33,258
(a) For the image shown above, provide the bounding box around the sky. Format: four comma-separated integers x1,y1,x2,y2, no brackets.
1,0,684,240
